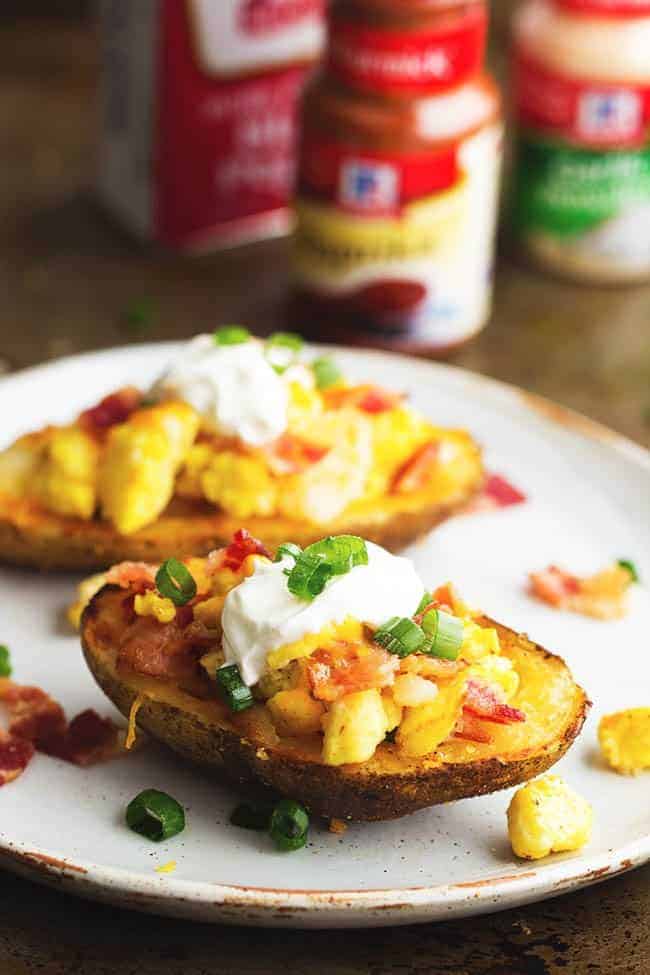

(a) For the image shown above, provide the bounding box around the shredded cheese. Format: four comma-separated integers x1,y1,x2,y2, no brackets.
155,861,177,875
125,694,144,750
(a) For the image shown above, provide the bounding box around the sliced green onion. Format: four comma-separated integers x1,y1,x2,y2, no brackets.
374,617,426,658
214,325,250,346
274,542,302,564
415,591,432,616
267,332,304,353
230,801,274,831
286,536,368,601
618,559,640,583
269,799,309,852
421,608,464,661
312,356,342,390
216,664,254,712
125,789,185,842
155,558,197,607
0,645,12,678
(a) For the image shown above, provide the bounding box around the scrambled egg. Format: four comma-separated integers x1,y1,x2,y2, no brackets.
266,618,365,671
322,689,388,766
134,591,176,624
598,708,650,775
507,775,593,860
201,452,276,519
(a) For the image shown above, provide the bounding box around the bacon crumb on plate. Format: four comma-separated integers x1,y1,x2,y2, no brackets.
529,562,633,620
466,474,527,514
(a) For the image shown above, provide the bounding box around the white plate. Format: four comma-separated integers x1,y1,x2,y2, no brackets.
0,344,648,929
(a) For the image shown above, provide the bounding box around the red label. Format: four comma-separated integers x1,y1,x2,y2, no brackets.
327,7,488,95
556,0,650,16
156,0,316,247
240,0,325,35
299,137,459,217
515,50,650,148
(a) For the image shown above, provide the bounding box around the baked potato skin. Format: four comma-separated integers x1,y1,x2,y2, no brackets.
81,589,589,822
0,480,481,572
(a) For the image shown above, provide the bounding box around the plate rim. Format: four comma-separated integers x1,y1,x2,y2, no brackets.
1,341,648,925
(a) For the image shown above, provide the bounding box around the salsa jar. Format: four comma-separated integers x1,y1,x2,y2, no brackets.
512,0,650,283
290,0,503,355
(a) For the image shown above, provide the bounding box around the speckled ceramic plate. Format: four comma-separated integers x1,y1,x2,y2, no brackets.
0,344,648,929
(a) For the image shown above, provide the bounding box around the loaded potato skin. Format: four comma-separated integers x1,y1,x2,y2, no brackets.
80,537,589,822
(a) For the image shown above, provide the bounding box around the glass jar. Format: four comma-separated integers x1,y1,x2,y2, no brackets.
291,0,502,355
512,0,650,283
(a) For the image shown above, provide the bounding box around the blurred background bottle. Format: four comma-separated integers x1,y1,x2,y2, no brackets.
290,0,503,356
511,0,650,283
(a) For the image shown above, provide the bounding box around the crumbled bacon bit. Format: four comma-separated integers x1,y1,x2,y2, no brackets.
323,384,403,414
210,530,271,574
307,645,398,702
42,709,121,766
106,561,158,592
466,474,527,514
117,616,201,679
529,565,581,608
392,442,441,495
79,386,142,431
328,818,348,834
464,680,526,725
0,736,35,787
265,433,329,475
453,711,493,744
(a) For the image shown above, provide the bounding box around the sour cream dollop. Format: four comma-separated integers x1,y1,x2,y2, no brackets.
152,334,288,447
221,541,424,687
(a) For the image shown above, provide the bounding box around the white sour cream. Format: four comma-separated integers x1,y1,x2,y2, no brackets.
221,541,424,686
152,334,289,447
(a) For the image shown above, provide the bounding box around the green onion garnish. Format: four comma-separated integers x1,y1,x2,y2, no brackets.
216,664,254,712
125,789,185,842
618,559,640,583
421,608,464,661
286,535,368,601
415,591,432,616
269,799,309,852
0,645,12,678
312,357,342,390
214,325,250,346
155,558,197,607
274,542,303,564
230,801,274,831
374,617,426,658
267,332,304,353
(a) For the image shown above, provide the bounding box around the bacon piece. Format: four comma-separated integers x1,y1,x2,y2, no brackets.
117,616,200,679
529,565,581,608
42,710,121,766
0,684,67,747
209,530,271,574
454,712,493,744
265,433,329,475
324,384,403,414
0,736,35,786
79,386,142,431
464,680,526,725
467,474,527,514
307,645,399,702
392,442,440,494
106,561,157,592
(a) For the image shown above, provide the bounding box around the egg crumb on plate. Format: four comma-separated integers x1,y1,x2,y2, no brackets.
598,708,650,775
507,775,593,861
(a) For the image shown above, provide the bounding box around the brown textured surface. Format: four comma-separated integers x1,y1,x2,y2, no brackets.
0,12,649,973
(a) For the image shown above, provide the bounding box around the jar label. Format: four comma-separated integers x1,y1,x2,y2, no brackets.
515,51,650,149
294,125,502,348
513,136,650,274
327,7,487,95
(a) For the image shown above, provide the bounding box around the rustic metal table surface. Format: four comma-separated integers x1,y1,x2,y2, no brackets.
0,16,649,975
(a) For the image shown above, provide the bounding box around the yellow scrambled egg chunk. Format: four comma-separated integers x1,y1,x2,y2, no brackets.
322,688,388,766
98,402,199,534
396,675,468,758
598,708,650,775
468,656,519,701
67,571,109,630
266,619,365,672
27,427,99,520
201,452,276,519
461,621,501,662
134,591,176,624
507,775,593,860
366,407,435,496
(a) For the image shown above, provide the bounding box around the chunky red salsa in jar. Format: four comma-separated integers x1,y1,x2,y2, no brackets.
291,0,502,355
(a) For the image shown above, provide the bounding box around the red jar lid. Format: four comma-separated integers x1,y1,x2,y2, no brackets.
327,4,488,96
555,0,650,15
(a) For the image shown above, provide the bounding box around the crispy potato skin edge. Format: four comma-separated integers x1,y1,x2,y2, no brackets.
81,592,589,822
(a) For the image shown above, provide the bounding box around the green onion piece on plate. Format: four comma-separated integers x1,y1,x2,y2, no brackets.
274,542,303,564
421,608,464,661
155,558,197,607
269,799,310,852
618,559,640,583
374,617,426,658
214,325,250,346
125,789,186,842
0,645,12,678
230,801,274,831
216,664,254,712
312,357,342,390
286,536,368,600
